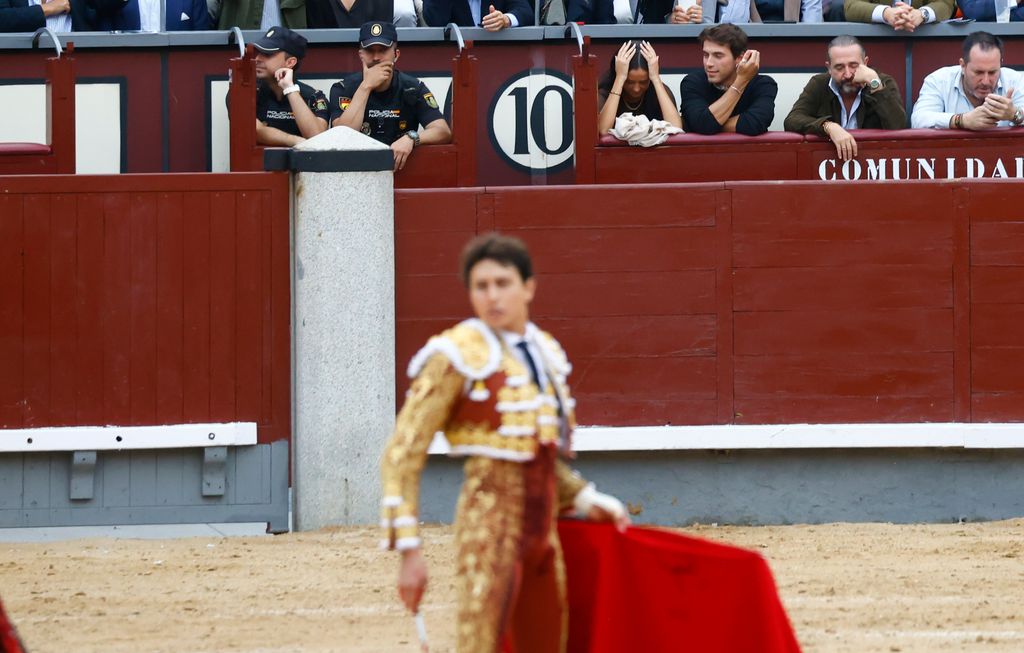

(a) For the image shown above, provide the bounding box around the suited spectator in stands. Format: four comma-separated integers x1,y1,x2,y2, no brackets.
959,0,1023,20
307,0,415,27
565,0,701,23
598,40,682,135
1,0,70,32
679,24,776,136
423,0,532,28
844,0,952,30
210,0,305,30
912,32,1024,130
785,35,905,161
0,0,137,31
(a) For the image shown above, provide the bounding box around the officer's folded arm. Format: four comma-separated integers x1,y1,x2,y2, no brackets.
418,118,453,145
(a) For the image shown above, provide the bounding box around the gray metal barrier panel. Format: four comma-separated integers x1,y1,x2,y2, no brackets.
0,441,289,533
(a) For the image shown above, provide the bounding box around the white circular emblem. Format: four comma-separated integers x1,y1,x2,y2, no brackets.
488,70,574,174
371,23,382,36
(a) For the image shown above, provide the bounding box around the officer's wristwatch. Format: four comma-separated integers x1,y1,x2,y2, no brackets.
867,78,882,92
405,130,420,147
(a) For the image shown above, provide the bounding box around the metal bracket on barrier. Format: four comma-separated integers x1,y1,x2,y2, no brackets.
69,451,96,500
443,23,465,53
202,446,228,497
564,21,585,57
31,27,62,57
228,26,246,58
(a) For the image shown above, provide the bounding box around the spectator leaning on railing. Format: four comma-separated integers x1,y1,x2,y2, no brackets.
785,35,905,161
330,22,452,171
598,40,682,135
0,0,137,32
844,0,952,31
306,0,416,27
564,0,701,24
211,0,305,30
423,0,532,28
911,31,1024,130
247,26,329,146
679,24,777,136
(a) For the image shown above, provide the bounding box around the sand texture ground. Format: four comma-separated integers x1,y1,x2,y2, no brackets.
3,520,1024,653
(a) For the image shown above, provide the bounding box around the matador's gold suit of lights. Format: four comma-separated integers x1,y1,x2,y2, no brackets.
380,318,589,653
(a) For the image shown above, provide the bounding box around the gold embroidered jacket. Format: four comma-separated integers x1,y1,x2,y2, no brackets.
380,318,588,550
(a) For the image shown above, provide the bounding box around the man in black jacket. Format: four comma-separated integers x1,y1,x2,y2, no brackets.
679,24,778,136
784,35,906,161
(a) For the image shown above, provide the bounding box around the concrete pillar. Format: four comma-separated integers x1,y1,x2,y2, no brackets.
286,127,396,530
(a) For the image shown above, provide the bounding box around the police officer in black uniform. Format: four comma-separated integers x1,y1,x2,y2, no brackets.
252,26,330,146
330,21,452,171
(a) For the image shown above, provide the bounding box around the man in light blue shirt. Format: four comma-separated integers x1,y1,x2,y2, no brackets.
911,31,1024,131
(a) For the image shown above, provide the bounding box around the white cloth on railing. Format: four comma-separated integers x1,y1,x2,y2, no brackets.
608,113,683,147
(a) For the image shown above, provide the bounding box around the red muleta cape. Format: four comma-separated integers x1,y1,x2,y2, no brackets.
559,520,802,653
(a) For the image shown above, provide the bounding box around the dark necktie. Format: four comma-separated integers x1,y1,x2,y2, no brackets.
515,341,541,388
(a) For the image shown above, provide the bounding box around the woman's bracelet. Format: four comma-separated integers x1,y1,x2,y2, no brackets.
728,85,742,95
608,91,621,96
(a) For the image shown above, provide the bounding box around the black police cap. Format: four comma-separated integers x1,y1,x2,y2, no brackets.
253,26,308,59
359,21,397,48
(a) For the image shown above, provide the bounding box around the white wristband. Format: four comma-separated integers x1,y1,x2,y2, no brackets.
283,84,300,96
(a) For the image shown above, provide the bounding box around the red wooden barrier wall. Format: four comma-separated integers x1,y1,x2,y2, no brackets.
395,180,1024,427
0,173,291,445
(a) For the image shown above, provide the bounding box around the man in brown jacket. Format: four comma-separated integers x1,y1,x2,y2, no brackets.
844,0,952,30
784,35,905,161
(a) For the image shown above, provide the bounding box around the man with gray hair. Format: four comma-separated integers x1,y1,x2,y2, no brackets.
784,35,905,161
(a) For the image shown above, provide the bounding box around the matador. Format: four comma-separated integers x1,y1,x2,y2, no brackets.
380,233,629,653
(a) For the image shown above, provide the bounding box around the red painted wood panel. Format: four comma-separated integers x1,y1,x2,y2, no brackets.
491,186,719,229
971,304,1024,348
971,222,1024,266
508,227,718,274
0,174,290,445
0,196,24,429
235,190,263,424
972,394,1024,422
75,195,105,425
734,266,951,311
541,316,716,359
533,271,716,317
129,193,159,425
182,192,212,423
732,185,953,268
156,192,185,425
208,192,237,423
735,353,953,398
734,397,953,424
103,193,132,425
735,309,953,355
972,267,1024,305
49,195,77,426
972,349,1024,394
23,195,51,427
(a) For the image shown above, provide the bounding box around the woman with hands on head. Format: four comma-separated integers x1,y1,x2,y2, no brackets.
598,40,683,136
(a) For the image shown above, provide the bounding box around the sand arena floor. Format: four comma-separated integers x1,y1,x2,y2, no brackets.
3,520,1024,653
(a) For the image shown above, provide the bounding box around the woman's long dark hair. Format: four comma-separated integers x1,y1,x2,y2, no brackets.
597,40,649,93
597,40,666,120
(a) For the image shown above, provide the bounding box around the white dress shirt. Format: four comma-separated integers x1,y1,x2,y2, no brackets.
911,64,1024,129
470,0,519,26
827,77,862,129
500,323,551,393
28,0,72,33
